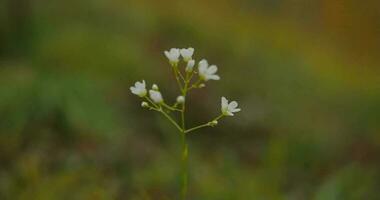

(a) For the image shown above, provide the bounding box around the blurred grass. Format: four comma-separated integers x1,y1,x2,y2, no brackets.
1,0,380,199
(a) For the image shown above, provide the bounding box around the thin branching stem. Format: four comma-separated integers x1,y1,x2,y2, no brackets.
188,79,203,91
144,96,159,109
162,102,181,112
185,114,224,134
159,109,183,132
180,66,189,200
172,65,183,92
145,96,183,132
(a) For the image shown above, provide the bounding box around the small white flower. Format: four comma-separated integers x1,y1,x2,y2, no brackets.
130,80,147,97
221,97,241,116
180,48,194,62
198,59,220,81
176,95,185,104
149,90,163,103
186,59,195,72
141,101,149,108
152,84,159,91
164,48,180,65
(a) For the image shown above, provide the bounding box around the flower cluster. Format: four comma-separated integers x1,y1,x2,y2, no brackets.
130,47,241,200
130,47,240,133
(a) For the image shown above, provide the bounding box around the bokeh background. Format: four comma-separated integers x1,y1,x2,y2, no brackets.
1,0,380,199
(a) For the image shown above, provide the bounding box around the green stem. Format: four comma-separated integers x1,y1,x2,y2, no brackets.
181,131,188,200
144,96,158,108
184,114,224,134
180,68,190,200
188,79,203,91
172,65,183,92
162,102,181,112
184,123,211,133
159,109,183,132
178,71,186,82
145,97,182,132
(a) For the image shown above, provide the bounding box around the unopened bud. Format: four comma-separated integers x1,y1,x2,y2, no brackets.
141,101,149,108
152,84,159,91
186,59,195,72
209,120,218,127
176,96,185,104
199,83,206,88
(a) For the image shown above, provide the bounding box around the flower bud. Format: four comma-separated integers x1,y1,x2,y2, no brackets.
199,83,206,88
209,120,218,126
141,101,149,108
149,90,163,103
186,59,195,72
152,84,159,91
176,95,185,104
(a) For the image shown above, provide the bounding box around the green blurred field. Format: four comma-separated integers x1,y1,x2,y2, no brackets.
1,0,380,199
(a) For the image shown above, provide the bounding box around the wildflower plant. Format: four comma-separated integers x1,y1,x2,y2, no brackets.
130,47,241,199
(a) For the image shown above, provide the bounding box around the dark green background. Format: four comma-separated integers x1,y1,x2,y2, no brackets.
1,0,379,199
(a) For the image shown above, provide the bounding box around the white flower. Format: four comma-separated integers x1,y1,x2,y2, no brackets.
198,59,220,81
130,80,147,97
221,97,241,116
149,90,163,103
152,84,159,91
176,95,185,104
186,59,195,72
164,48,180,65
180,48,194,61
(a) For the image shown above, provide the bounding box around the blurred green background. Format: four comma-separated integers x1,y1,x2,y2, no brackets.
1,0,380,199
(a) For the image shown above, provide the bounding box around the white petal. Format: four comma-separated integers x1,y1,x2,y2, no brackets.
228,101,238,109
171,48,180,56
198,65,207,75
207,65,218,74
136,81,143,89
221,97,228,109
180,48,192,57
130,87,138,94
149,90,163,103
208,75,220,80
198,59,208,70
164,51,170,58
185,47,194,54
186,59,195,71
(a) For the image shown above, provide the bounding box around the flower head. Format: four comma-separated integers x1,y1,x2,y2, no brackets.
130,80,147,97
149,90,163,103
186,59,195,72
221,97,241,116
164,48,180,65
198,59,220,81
180,48,194,62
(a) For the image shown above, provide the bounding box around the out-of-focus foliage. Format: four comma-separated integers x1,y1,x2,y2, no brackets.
1,0,379,199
